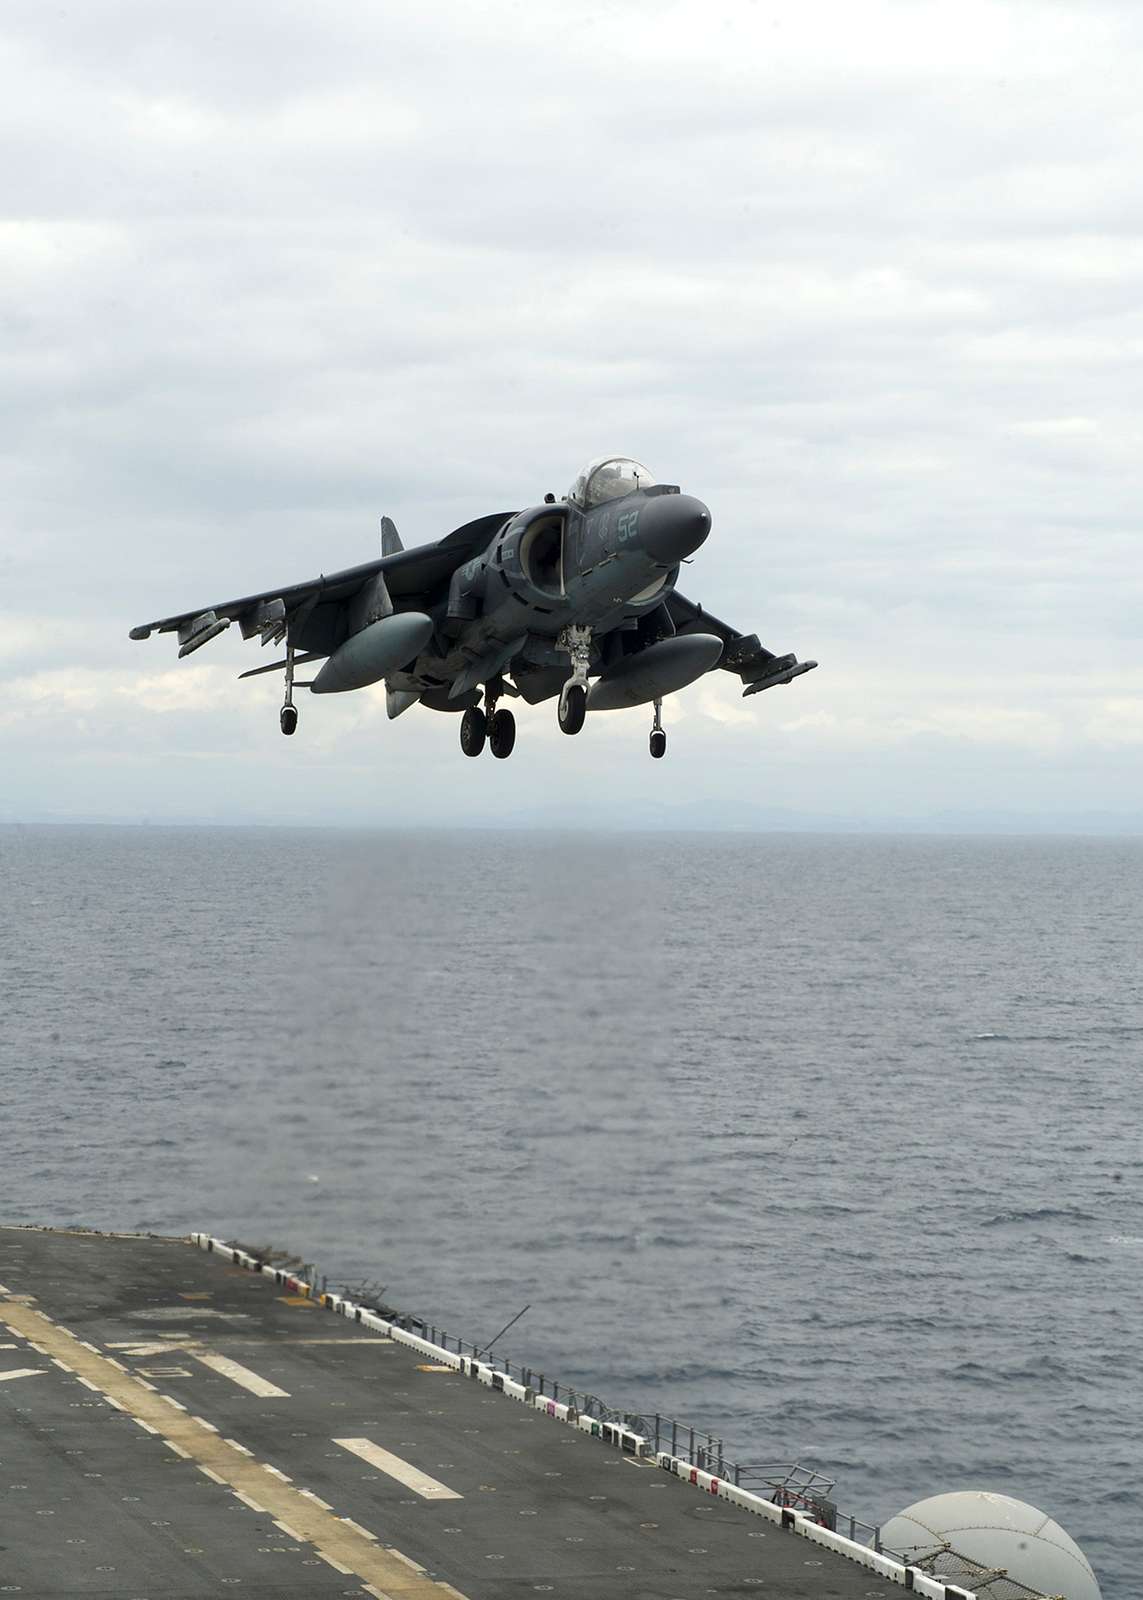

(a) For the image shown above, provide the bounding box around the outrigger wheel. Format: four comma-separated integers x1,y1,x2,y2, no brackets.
558,683,587,735
489,708,516,759
648,696,666,758
460,706,487,757
280,705,298,736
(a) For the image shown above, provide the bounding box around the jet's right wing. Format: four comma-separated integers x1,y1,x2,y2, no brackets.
128,512,513,663
665,591,818,696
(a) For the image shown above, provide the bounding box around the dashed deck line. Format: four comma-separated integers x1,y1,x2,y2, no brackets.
0,1297,470,1598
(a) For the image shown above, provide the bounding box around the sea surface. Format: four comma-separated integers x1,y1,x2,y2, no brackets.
2,825,1139,1597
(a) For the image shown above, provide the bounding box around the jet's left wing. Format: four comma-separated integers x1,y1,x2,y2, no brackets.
665,591,817,697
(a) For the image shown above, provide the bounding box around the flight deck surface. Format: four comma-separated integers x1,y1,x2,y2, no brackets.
1,1227,905,1599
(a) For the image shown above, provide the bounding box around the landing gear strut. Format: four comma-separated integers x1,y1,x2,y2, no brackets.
557,624,592,736
280,643,298,736
649,697,666,759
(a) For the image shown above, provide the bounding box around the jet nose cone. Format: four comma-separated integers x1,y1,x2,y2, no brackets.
639,493,712,566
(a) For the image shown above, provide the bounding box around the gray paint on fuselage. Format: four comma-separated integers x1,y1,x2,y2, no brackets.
390,488,692,702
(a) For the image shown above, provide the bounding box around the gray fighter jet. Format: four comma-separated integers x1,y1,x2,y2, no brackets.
129,455,817,759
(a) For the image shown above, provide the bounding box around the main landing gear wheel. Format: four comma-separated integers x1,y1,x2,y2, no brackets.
489,708,516,759
558,683,587,735
460,706,487,757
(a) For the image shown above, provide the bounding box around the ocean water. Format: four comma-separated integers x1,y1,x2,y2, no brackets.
2,825,1139,1598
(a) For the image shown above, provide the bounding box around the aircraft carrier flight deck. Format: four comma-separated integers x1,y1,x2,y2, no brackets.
0,1226,960,1599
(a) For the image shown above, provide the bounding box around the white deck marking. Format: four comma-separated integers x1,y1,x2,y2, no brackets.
0,1367,46,1382
340,1517,377,1541
108,1340,194,1358
0,1282,12,1294
319,1553,354,1574
0,1342,19,1349
334,1438,462,1500
193,1351,290,1397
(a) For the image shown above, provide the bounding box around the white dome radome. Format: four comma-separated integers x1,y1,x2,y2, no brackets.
879,1490,1101,1600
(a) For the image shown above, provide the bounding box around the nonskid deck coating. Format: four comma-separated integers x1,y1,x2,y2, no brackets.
0,1227,904,1599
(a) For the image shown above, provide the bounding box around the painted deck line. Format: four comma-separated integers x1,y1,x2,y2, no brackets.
0,1367,46,1382
193,1350,290,1397
0,1296,465,1599
334,1437,463,1500
0,1281,12,1294
340,1516,377,1541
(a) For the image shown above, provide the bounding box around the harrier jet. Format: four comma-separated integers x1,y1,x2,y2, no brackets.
129,456,816,759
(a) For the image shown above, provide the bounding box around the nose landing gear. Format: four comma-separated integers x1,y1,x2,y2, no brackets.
556,624,592,736
649,697,666,759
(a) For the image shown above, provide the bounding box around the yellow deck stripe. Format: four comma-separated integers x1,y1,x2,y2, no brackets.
0,1299,467,1598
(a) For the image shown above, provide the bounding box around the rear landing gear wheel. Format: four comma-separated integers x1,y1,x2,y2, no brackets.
280,704,298,736
489,708,516,759
460,706,487,757
558,683,587,735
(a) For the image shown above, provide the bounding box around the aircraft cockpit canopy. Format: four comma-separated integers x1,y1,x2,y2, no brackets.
567,456,656,509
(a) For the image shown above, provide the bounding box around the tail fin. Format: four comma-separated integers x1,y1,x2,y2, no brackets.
381,516,403,557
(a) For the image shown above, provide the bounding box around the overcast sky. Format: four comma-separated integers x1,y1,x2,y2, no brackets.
2,0,1141,829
